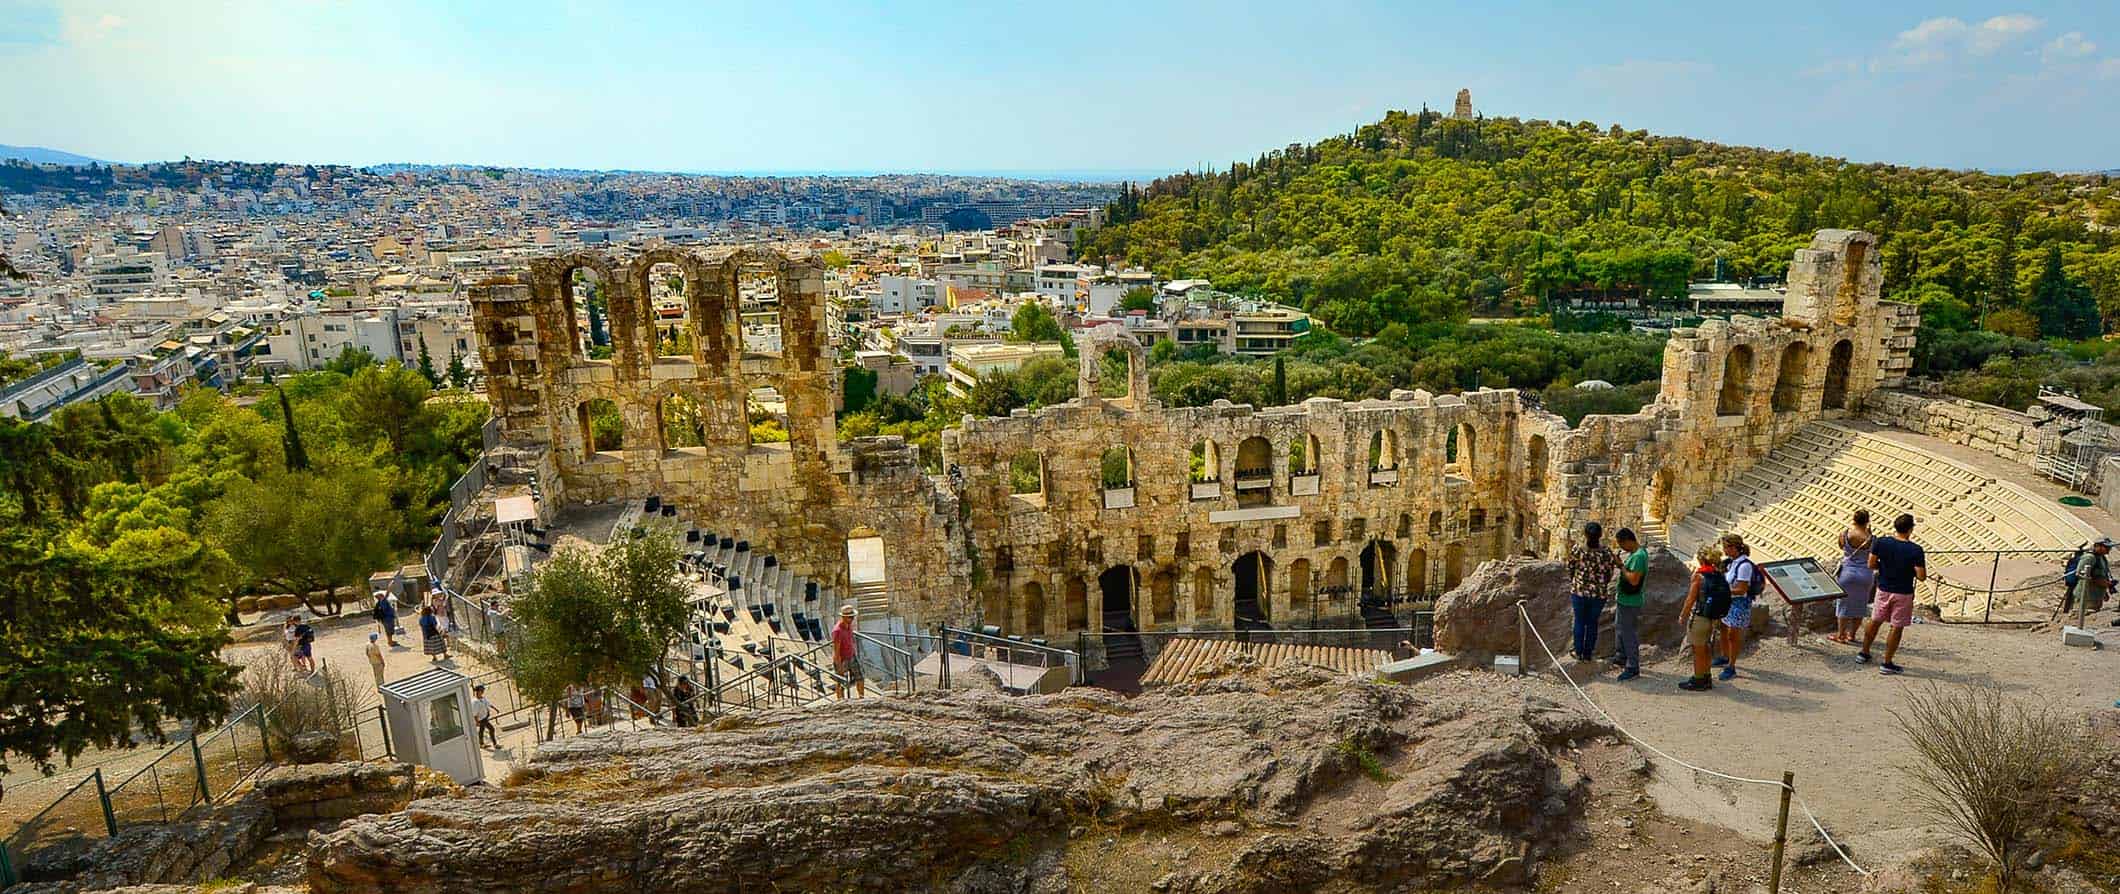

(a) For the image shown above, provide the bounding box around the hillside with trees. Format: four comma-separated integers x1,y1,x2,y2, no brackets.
1075,110,2120,339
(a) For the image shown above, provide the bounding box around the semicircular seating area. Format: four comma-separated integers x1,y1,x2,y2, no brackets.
1669,422,2096,563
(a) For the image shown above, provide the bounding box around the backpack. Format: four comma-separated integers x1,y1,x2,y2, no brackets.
2064,548,2085,591
1696,568,1732,620
371,597,390,621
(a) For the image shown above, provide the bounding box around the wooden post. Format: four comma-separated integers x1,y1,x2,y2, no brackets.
1787,602,1802,646
1769,771,1794,893
1515,599,1528,676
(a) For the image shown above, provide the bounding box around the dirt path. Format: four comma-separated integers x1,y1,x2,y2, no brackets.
1536,612,2120,871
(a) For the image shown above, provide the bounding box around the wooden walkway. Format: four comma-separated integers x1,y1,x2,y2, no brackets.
1140,638,1389,687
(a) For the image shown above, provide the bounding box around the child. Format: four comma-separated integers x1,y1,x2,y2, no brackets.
1678,544,1731,692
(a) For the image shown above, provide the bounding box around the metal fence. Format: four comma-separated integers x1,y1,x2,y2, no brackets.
425,418,503,592
1912,547,2082,624
2,769,114,883
104,705,272,829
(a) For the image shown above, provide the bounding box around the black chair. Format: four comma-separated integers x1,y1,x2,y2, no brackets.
763,555,778,568
645,496,661,512
761,604,776,618
734,540,750,553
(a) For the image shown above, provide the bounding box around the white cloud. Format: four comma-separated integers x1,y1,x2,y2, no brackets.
2043,32,2097,63
1886,13,2044,67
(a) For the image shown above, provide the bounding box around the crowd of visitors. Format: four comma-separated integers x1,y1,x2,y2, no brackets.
1563,509,1935,689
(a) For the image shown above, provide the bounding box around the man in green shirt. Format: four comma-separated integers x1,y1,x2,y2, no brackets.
1610,528,1649,681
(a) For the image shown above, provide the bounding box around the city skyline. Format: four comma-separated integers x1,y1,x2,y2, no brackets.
3,1,2120,176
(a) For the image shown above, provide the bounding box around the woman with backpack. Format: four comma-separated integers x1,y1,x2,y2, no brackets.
1715,533,1759,682
1679,543,1731,692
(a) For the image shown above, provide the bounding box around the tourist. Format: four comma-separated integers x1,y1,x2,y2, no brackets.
1678,543,1731,692
671,675,698,727
364,632,387,687
1610,528,1648,681
2064,538,2113,625
291,615,316,674
1565,522,1618,662
419,604,450,663
642,672,661,716
831,604,866,700
471,684,499,749
281,615,300,664
584,686,606,726
371,590,401,647
1859,513,1926,675
564,683,587,734
1715,534,1757,682
1831,512,1876,644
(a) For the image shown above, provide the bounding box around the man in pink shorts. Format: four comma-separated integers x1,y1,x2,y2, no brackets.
1860,513,1926,675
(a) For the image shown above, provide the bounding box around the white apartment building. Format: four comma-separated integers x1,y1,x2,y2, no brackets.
84,251,168,307
263,308,404,371
876,276,942,316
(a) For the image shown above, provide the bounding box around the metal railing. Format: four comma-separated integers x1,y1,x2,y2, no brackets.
1909,546,2085,624
2,769,114,884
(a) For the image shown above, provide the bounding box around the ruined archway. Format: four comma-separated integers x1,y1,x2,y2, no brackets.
646,261,691,361
1287,557,1311,619
1717,344,1754,416
559,264,607,359
1407,548,1428,598
1022,582,1047,636
1064,577,1090,630
1189,439,1221,498
1289,433,1321,495
658,391,708,453
1234,436,1273,504
1232,551,1273,624
1772,342,1811,412
1823,339,1853,410
1359,540,1396,599
1446,423,1476,478
1645,467,1674,524
1149,569,1176,626
577,397,623,459
1098,565,1138,631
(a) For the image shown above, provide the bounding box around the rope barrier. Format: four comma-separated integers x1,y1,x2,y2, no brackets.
1512,601,1870,877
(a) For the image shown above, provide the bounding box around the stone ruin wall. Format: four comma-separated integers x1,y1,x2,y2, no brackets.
470,230,1912,635
469,247,970,622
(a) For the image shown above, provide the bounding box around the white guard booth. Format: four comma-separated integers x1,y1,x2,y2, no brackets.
379,667,485,784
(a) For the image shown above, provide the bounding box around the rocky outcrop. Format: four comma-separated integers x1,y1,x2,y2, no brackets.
1432,552,1708,661
250,761,452,824
306,667,1612,893
11,803,273,893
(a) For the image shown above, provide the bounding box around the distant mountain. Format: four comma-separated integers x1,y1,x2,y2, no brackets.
0,145,104,166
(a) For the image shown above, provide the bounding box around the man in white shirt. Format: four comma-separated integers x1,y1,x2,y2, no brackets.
471,685,499,749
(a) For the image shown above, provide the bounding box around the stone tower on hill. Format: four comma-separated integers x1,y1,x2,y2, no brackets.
1453,89,1473,120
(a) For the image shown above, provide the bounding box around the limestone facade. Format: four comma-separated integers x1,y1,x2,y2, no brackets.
470,231,1914,635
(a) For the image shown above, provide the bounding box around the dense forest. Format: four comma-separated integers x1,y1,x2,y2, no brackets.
1075,110,2120,338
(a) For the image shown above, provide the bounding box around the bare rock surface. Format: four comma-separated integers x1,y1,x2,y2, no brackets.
305,667,1612,893
1434,552,1725,662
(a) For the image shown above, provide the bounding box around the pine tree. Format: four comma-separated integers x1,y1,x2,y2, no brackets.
445,348,471,389
1272,355,1288,406
416,337,440,386
2031,245,2100,339
276,386,310,472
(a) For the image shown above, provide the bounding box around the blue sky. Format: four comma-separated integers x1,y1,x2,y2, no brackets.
2,1,2117,174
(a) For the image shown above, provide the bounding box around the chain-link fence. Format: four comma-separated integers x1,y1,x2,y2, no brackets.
1,768,115,884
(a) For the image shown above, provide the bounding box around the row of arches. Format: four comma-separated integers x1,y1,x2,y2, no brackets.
1717,338,1854,417
1008,422,1493,503
1001,541,1469,635
573,390,781,459
540,250,821,376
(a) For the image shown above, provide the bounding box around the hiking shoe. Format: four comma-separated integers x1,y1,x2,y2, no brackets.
1616,669,1640,682
1607,656,1627,667
1855,651,1872,664
1677,677,1713,692
1711,656,1730,668
1718,667,1737,682
1879,662,1905,675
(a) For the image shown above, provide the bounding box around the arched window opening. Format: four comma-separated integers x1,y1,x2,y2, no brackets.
1100,447,1136,509
647,262,691,360
562,266,607,359
1009,450,1046,502
1524,434,1548,491
659,392,708,453
1289,433,1321,495
1324,556,1350,601
1718,345,1754,416
1288,557,1312,616
1772,342,1811,412
1407,548,1429,598
1427,510,1443,537
1233,436,1273,504
1397,513,1413,539
1098,346,1133,400
578,398,623,459
1189,440,1220,501
1823,340,1853,410
1368,429,1400,486
1446,423,1476,478
738,263,782,354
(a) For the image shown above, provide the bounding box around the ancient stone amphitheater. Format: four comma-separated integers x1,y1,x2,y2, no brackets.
459,229,2101,635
